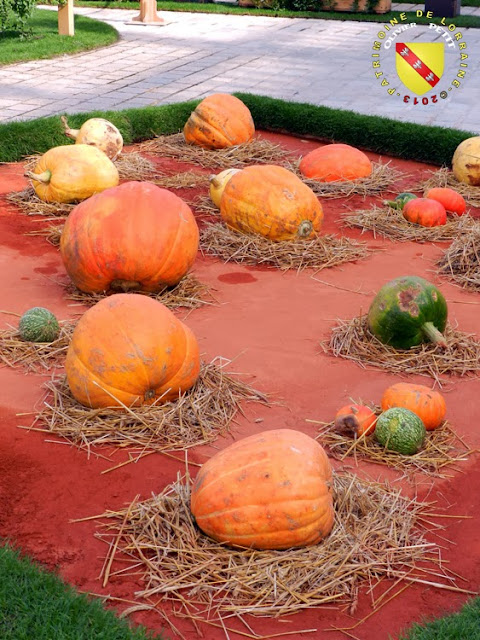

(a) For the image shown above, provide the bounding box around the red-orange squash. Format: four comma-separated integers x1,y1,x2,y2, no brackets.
220,165,324,241
425,187,467,216
299,143,372,182
60,181,199,294
65,294,200,409
334,404,377,438
381,382,446,431
190,429,334,550
402,198,447,227
183,93,255,150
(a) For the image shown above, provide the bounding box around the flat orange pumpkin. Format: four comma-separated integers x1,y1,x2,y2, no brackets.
299,143,372,182
381,382,446,431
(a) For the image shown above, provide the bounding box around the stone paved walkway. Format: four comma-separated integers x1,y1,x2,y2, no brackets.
0,3,478,131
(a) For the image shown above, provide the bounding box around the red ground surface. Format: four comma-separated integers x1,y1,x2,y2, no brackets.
0,132,479,640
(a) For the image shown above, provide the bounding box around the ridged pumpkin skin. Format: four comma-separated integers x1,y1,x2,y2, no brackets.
381,382,446,431
452,136,480,186
65,294,200,409
62,116,124,161
425,187,467,216
367,275,448,350
299,143,372,182
18,307,60,343
402,198,447,227
220,165,324,241
334,404,377,438
184,94,255,150
27,144,119,203
190,429,334,550
375,407,426,455
60,181,199,294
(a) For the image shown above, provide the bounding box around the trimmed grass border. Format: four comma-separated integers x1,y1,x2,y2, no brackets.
398,597,480,640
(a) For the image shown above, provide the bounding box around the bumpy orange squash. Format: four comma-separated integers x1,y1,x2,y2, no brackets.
425,187,467,216
381,382,446,431
334,404,377,437
60,181,199,294
402,198,447,227
299,143,372,182
183,94,255,150
61,115,123,160
190,429,334,550
26,144,119,203
220,164,323,241
65,294,200,409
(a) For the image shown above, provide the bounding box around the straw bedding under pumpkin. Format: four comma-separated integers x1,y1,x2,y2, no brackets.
343,206,479,242
200,222,371,271
416,167,480,208
93,472,467,636
136,133,291,169
7,187,74,218
325,315,480,385
28,361,268,459
153,170,210,190
437,225,480,290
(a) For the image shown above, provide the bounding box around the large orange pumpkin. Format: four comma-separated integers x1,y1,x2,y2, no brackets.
220,165,324,241
299,143,372,182
381,382,446,431
190,429,334,550
183,93,255,150
60,181,199,294
65,294,200,409
25,144,119,203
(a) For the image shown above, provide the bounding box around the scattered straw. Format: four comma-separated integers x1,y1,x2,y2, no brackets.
94,471,466,636
0,320,75,372
26,222,64,247
6,187,74,218
437,225,480,290
153,171,210,190
325,314,480,385
416,167,480,208
200,222,370,271
113,152,157,181
64,272,214,310
136,133,290,169
343,206,479,242
28,360,268,458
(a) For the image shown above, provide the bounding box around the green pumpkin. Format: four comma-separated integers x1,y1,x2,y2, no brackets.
384,192,418,210
367,275,447,350
19,307,60,343
375,407,426,455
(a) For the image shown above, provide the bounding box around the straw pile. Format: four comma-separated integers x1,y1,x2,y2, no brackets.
0,320,75,372
313,410,471,477
417,167,480,208
64,273,214,310
343,206,479,242
437,225,480,290
153,170,210,190
94,471,466,635
30,360,268,459
7,187,74,218
113,151,157,181
200,222,370,271
325,315,480,384
136,133,290,169
26,222,64,246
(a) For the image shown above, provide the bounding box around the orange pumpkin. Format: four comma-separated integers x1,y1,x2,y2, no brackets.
25,144,119,203
190,429,334,550
334,404,377,437
220,164,324,241
425,187,467,216
402,198,447,227
60,181,199,294
65,294,200,409
299,143,372,182
381,382,446,431
184,93,255,150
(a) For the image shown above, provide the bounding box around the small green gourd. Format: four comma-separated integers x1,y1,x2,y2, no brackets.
19,307,60,343
375,407,426,455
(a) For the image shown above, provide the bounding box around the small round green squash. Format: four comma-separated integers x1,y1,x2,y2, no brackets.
19,307,60,343
375,407,426,455
384,192,418,210
367,275,447,350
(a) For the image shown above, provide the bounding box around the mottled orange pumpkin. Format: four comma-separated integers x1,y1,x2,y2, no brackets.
60,181,199,294
183,93,255,150
402,198,447,227
299,143,372,182
220,164,324,241
425,187,467,216
190,429,334,550
334,404,377,438
381,382,446,431
25,144,119,203
65,294,200,409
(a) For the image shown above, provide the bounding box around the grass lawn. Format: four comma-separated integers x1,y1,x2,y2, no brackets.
398,597,480,639
0,8,118,66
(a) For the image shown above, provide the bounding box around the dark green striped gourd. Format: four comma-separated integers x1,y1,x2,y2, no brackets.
367,275,447,350
375,407,426,455
19,307,60,343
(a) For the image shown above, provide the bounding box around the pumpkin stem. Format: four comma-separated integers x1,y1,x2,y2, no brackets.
297,220,313,238
210,175,221,188
25,170,52,184
60,115,79,140
384,199,400,210
421,322,447,349
110,279,142,292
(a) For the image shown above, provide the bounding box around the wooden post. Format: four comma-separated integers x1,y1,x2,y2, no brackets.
131,0,166,25
58,0,74,36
